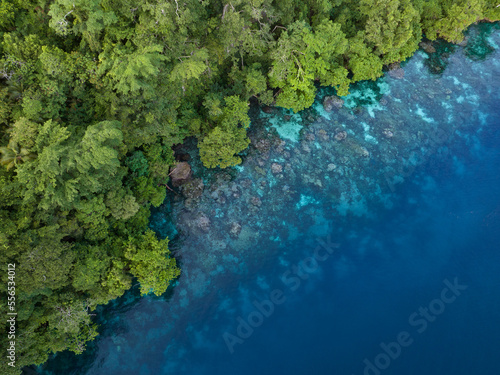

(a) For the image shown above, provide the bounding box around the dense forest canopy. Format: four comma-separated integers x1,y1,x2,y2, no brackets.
1,0,499,373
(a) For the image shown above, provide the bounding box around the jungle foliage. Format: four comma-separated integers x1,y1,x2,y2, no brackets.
0,0,498,373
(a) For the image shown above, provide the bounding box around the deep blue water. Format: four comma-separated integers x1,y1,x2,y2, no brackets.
39,25,500,375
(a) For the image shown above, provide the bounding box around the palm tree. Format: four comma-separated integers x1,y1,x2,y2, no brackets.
0,140,36,170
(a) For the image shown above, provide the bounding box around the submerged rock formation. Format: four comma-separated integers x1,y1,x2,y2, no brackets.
323,95,344,111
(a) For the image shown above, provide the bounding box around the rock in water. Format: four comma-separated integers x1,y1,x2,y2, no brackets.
388,67,405,79
180,178,204,199
419,40,436,54
323,95,344,112
334,130,347,141
196,214,211,232
170,162,192,187
229,222,242,238
271,163,283,174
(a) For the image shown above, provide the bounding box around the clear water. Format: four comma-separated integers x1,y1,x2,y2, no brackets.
38,24,500,375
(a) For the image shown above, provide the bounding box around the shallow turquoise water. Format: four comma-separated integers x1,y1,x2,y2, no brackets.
38,24,500,375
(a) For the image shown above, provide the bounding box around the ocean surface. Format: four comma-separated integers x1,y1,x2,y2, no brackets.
38,24,500,375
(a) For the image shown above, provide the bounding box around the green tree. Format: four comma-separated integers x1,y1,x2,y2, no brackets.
124,229,180,296
98,44,167,97
199,95,251,168
106,188,140,220
360,0,422,64
422,0,487,43
347,32,384,82
7,117,39,149
199,126,250,168
48,0,118,50
16,237,75,297
0,140,35,170
16,120,124,210
269,20,349,110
